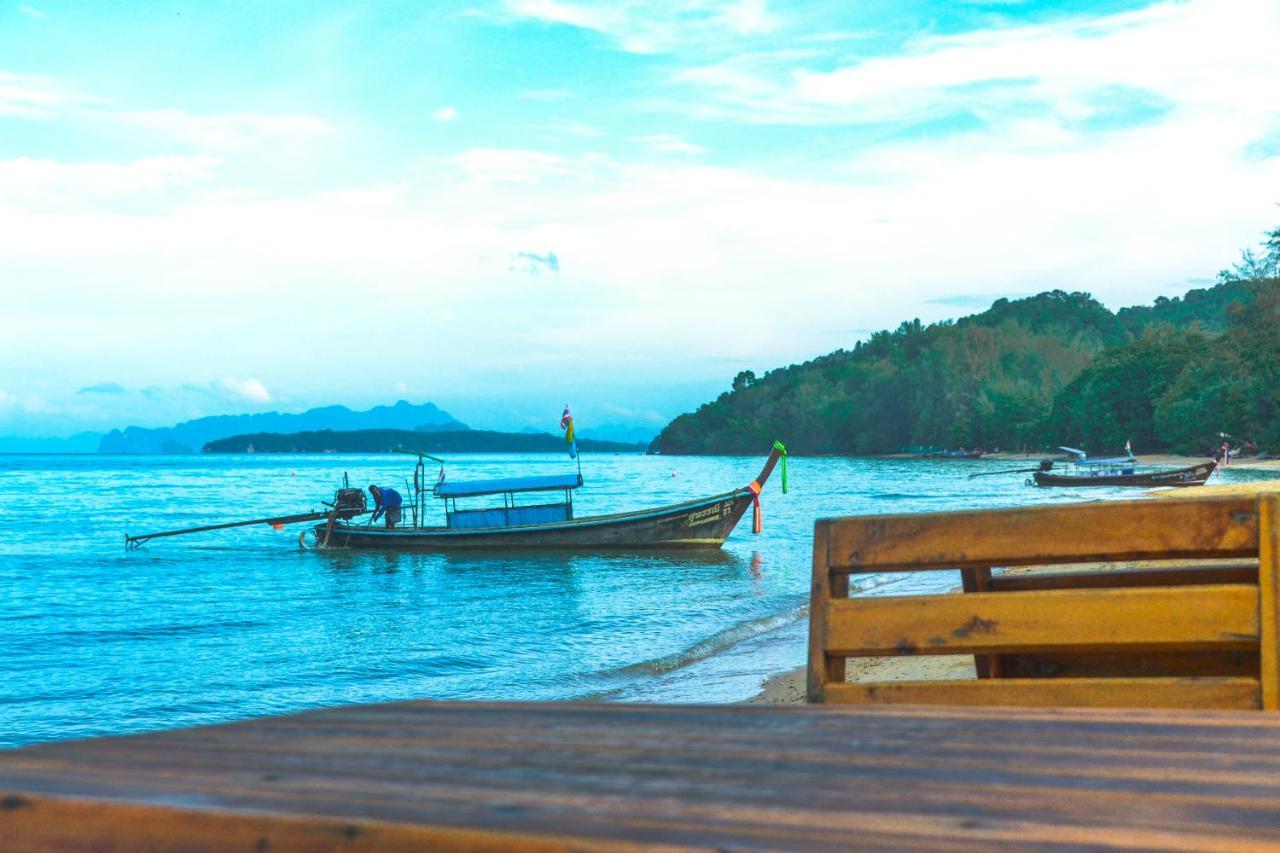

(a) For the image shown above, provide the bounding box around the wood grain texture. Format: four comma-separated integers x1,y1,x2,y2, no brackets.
824,584,1259,657
826,678,1262,709
988,562,1259,592
6,701,1280,850
1260,496,1280,710
960,568,998,678
807,520,834,703
823,496,1258,572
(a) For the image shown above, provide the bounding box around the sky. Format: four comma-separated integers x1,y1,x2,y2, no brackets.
2,0,1279,437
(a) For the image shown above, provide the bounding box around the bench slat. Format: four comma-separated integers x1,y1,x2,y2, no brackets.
988,563,1258,592
821,497,1258,572
824,584,1259,657
825,677,1262,709
998,650,1260,679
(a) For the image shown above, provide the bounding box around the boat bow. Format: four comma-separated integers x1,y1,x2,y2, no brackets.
744,440,788,533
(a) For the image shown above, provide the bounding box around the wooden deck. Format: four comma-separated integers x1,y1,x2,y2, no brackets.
5,700,1280,850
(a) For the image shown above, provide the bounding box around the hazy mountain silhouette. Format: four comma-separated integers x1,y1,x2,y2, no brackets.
97,400,467,453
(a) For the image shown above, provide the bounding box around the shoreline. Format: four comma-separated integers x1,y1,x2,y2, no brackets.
888,450,1280,470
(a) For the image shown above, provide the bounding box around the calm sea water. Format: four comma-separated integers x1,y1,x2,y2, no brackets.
2,452,1274,748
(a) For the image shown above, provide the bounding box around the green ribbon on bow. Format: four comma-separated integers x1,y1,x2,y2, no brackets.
773,440,788,494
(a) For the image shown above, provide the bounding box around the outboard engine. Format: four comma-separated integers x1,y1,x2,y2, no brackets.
333,487,367,520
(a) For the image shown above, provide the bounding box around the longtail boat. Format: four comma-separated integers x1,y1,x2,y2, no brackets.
1030,447,1216,488
315,442,787,550
126,442,788,551
925,448,985,459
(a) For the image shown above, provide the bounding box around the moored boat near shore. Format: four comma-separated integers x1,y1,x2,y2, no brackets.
1029,447,1217,488
316,441,788,550
1032,459,1217,487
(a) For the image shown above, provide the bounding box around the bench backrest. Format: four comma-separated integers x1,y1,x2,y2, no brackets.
808,495,1280,710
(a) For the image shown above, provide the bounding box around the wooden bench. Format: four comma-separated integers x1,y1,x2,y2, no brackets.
808,494,1280,709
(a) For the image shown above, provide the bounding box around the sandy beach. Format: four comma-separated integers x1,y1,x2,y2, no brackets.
979,450,1280,471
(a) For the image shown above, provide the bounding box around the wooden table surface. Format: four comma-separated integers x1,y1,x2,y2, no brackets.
4,700,1280,851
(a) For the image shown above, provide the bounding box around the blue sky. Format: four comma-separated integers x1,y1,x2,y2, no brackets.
2,0,1279,436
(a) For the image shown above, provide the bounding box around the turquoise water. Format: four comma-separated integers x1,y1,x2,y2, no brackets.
1,453,1273,748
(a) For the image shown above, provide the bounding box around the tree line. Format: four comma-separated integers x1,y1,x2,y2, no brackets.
654,224,1280,457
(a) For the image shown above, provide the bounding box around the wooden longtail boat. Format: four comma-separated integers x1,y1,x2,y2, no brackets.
313,442,788,550
1030,448,1216,488
925,449,985,459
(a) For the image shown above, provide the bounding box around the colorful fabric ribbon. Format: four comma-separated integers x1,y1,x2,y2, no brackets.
747,480,762,534
773,440,788,494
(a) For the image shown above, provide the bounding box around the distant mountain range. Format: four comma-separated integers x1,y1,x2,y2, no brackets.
0,432,104,453
203,429,645,454
97,401,467,453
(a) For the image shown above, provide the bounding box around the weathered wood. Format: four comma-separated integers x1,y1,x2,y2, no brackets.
826,677,1262,709
807,520,837,703
7,701,1280,850
998,650,1260,679
1261,496,1280,710
824,496,1258,572
824,584,1259,657
960,567,999,678
988,562,1259,592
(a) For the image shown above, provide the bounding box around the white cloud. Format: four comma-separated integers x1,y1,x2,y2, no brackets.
440,147,578,185
0,156,220,206
676,0,1280,128
215,378,272,404
0,71,80,119
545,117,603,137
122,109,337,150
636,133,704,154
503,0,779,54
431,105,459,122
17,5,45,18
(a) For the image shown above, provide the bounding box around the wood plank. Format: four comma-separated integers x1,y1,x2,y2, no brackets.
825,677,1262,710
824,584,1259,657
807,519,836,703
1260,496,1280,710
823,496,1259,572
989,563,1259,592
961,567,999,678
998,650,1260,679
7,701,1280,850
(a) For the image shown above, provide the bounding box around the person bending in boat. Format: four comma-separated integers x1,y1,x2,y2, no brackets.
368,485,403,529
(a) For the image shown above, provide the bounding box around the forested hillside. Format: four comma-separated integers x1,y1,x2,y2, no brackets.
655,225,1280,456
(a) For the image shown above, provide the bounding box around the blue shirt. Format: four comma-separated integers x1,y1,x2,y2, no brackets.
370,487,403,520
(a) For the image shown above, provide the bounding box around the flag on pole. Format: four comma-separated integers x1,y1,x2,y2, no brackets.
561,404,577,459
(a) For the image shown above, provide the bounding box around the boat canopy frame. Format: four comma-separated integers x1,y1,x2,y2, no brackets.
434,473,584,500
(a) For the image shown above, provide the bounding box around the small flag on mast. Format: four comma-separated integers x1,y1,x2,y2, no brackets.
561,404,577,459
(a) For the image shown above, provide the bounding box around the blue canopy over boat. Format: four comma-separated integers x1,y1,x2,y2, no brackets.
435,473,583,499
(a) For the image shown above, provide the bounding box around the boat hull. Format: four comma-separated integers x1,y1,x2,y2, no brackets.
315,489,755,550
1033,461,1216,488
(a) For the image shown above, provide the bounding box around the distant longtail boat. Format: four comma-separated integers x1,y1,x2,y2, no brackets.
1031,447,1216,488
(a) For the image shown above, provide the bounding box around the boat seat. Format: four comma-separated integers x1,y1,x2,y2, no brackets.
807,495,1280,710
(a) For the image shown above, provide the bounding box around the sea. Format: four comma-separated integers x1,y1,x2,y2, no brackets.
2,452,1275,749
